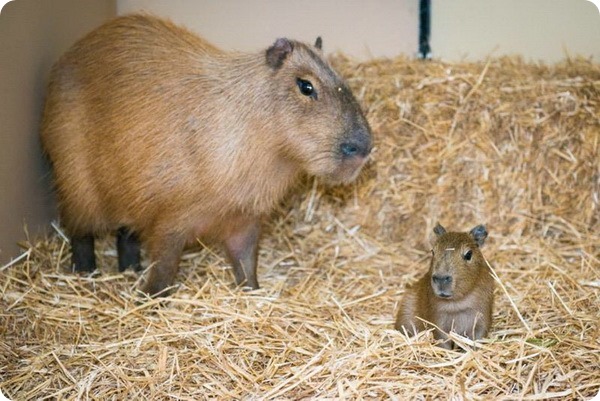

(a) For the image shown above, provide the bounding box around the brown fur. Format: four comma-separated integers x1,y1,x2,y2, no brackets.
395,223,494,349
40,14,372,295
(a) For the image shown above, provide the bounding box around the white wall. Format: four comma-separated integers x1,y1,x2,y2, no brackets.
118,0,599,62
0,0,115,262
117,0,419,59
431,0,600,62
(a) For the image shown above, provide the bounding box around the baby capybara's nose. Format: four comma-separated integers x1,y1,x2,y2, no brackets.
432,274,452,287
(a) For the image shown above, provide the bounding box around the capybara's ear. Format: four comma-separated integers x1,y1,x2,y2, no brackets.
266,38,294,69
470,225,488,247
314,36,323,50
433,223,446,236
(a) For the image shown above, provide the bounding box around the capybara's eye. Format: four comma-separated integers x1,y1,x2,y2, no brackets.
296,78,316,97
463,250,473,261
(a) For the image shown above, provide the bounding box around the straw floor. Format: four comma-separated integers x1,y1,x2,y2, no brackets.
1,55,599,400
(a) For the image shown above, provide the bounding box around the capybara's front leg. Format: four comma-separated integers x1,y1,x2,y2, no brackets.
472,312,490,341
433,328,453,350
223,218,260,290
71,234,96,273
117,227,142,272
140,231,185,296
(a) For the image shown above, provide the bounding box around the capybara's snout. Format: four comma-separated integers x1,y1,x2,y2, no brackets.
340,126,372,159
432,274,453,298
331,120,372,183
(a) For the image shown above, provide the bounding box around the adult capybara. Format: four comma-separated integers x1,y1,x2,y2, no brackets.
41,14,372,296
395,223,495,349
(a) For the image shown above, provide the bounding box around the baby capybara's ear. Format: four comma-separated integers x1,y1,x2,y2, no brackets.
266,38,294,69
433,223,446,236
470,225,488,247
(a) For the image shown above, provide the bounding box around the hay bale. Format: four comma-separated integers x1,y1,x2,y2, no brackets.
1,55,599,399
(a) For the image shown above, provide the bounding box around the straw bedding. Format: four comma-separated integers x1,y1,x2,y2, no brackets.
1,55,599,400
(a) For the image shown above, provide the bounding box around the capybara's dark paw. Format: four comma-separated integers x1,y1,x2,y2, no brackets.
71,235,97,273
117,227,142,272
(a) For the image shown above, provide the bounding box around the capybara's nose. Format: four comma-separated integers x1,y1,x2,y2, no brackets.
340,142,360,157
340,131,371,158
432,275,452,286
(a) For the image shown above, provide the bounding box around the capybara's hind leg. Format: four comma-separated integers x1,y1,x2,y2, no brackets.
139,231,185,297
71,234,96,273
223,218,260,290
117,227,141,272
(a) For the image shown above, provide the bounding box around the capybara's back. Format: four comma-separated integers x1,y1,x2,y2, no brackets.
41,15,372,295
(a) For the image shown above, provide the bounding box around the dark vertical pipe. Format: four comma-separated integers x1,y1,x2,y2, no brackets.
418,0,431,59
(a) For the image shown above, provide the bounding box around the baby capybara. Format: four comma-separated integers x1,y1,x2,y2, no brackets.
395,223,494,349
41,15,372,296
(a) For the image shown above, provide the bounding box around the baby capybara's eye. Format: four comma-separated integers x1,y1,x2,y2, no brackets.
296,78,315,97
463,250,473,261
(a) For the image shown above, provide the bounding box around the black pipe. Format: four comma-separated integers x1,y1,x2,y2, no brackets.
418,0,431,59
